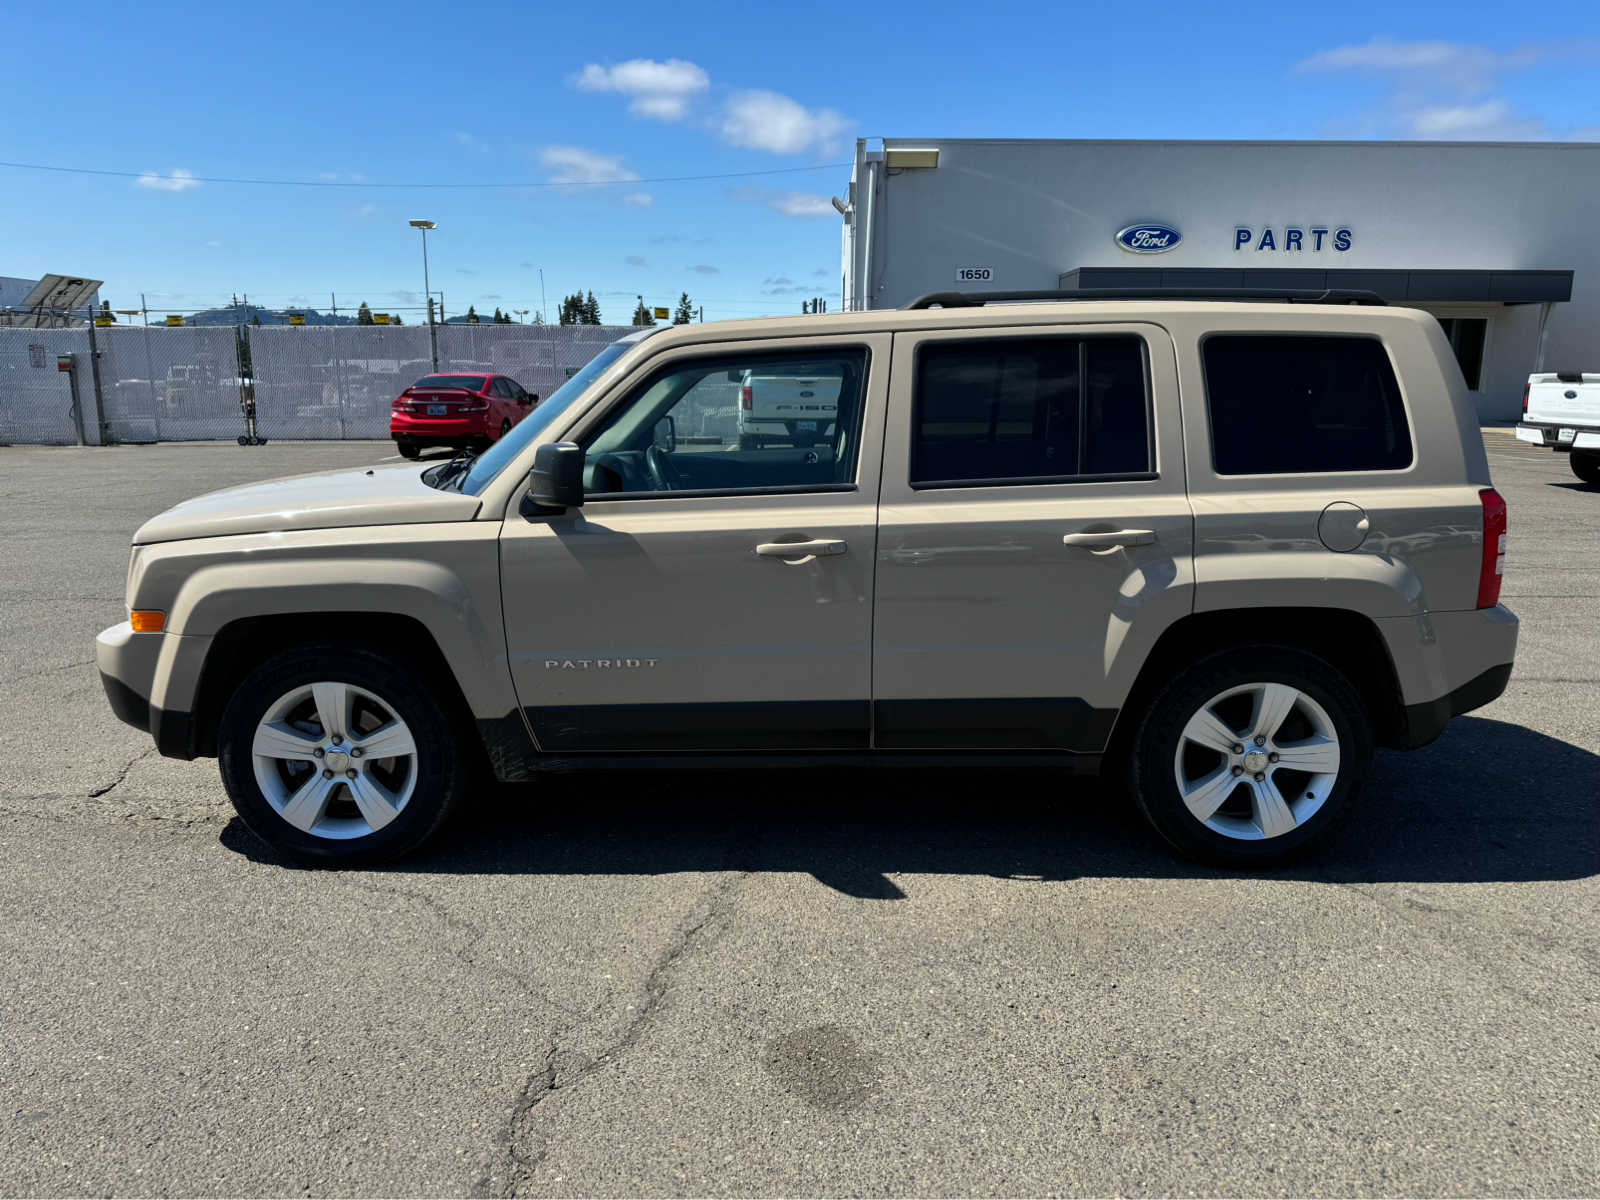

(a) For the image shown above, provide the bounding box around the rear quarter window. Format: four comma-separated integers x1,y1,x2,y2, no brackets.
1202,334,1412,475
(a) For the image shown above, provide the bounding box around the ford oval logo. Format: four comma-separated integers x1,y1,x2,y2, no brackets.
1115,223,1182,254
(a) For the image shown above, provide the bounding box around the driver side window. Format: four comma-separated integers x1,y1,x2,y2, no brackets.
580,348,869,497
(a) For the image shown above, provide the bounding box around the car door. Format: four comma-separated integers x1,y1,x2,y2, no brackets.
872,322,1193,751
498,334,890,752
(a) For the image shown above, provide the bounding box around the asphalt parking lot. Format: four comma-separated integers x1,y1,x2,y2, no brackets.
1,435,1596,1198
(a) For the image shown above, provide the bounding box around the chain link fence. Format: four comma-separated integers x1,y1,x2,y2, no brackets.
0,329,92,444
0,323,637,444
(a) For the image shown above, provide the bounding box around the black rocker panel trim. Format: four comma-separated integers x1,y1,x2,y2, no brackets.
524,699,871,753
873,697,1118,752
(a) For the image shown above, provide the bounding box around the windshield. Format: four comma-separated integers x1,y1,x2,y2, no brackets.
456,342,634,495
413,374,486,391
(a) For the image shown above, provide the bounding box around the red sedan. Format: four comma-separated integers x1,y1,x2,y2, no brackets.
390,373,538,459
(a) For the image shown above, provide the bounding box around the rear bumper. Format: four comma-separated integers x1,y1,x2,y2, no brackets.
1381,605,1518,749
1517,422,1600,450
391,412,495,439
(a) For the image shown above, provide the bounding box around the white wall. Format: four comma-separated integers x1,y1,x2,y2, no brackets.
848,139,1600,420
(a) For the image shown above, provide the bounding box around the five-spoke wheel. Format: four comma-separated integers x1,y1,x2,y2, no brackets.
1129,646,1372,865
219,645,468,865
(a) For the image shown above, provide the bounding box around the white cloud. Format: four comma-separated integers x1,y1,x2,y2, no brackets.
733,188,837,219
1409,100,1545,139
574,58,709,121
137,169,200,192
1298,37,1600,140
689,264,720,275
353,203,377,219
455,131,492,154
622,192,654,207
719,90,849,155
539,145,641,188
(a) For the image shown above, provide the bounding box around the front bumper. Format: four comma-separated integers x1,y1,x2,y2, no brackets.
1516,422,1600,450
96,621,199,759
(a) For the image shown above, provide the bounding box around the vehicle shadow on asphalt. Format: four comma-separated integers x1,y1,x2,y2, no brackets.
219,716,1599,895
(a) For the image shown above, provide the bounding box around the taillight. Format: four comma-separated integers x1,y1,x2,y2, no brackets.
1521,382,1530,414
741,385,753,411
1478,488,1507,609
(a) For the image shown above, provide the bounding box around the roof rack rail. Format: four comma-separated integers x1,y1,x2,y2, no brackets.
904,287,1387,310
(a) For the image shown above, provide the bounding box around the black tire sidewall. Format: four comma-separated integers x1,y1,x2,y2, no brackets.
218,645,465,866
1129,647,1373,867
1571,451,1600,486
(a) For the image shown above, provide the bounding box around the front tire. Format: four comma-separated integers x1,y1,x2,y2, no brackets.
1571,450,1600,486
1126,646,1373,867
218,645,468,866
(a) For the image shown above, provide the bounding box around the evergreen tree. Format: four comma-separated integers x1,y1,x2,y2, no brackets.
632,298,655,326
465,305,479,324
558,293,581,325
250,314,261,326
357,301,374,326
582,291,601,325
672,292,693,325
492,307,504,324
391,313,403,325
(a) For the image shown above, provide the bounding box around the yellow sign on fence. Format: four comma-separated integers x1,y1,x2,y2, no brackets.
374,313,391,325
653,307,670,320
94,317,114,327
288,314,306,326
165,315,184,327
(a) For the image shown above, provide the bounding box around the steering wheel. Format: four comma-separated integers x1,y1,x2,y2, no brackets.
644,444,679,491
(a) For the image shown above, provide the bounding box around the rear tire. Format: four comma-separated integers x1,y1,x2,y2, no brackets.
396,439,421,460
218,645,468,866
1571,450,1600,486
498,419,511,440
1126,646,1373,867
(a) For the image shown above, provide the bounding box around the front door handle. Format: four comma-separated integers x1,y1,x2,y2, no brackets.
755,538,847,561
1062,529,1157,549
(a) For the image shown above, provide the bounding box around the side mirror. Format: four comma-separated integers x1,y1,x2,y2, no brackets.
526,392,538,405
653,415,676,453
528,442,584,510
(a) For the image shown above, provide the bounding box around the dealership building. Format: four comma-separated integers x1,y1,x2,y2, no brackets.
838,138,1598,420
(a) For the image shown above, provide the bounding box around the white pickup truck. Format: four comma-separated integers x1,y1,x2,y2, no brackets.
736,362,843,450
1517,371,1600,485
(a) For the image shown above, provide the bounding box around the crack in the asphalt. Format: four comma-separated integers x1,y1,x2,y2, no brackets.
1,658,96,685
474,866,748,1199
87,747,156,798
332,875,586,1022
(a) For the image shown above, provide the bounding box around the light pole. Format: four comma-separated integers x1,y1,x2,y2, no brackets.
514,309,529,324
409,219,438,369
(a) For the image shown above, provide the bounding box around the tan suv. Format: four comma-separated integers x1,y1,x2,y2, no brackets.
96,291,1517,867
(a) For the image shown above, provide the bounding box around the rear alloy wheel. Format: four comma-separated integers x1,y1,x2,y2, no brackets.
499,419,511,440
1571,450,1600,487
396,439,421,460
1128,647,1372,866
219,646,468,865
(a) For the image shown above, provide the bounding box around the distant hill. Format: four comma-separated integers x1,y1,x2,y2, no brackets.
174,304,393,327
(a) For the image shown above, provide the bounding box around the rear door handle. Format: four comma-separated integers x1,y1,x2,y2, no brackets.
1062,529,1157,548
755,538,847,560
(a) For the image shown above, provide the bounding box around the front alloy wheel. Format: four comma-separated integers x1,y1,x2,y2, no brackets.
251,681,418,839
219,645,468,865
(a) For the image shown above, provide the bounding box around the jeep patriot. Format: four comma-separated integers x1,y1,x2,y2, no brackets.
96,291,1518,866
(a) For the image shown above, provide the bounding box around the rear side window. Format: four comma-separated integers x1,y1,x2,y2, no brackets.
911,335,1152,487
1202,335,1412,475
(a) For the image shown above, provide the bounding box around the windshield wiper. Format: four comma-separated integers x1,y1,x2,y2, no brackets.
425,447,481,491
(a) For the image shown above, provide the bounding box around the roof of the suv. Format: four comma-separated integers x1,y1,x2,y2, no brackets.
626,295,1434,351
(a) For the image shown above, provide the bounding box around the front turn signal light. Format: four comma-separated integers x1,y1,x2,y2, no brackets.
130,610,166,634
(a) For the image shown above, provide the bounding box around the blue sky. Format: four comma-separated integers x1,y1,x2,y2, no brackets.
5,0,1597,323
